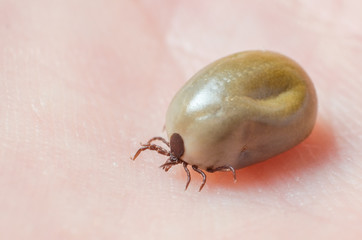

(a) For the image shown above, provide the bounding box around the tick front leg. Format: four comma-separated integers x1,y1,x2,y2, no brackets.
192,165,206,192
131,144,170,160
145,136,170,147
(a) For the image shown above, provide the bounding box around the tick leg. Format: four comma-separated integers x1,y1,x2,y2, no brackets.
192,165,206,192
159,159,178,172
183,162,191,191
145,137,170,147
131,144,170,160
207,166,237,182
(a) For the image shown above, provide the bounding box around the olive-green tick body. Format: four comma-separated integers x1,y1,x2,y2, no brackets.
132,50,317,191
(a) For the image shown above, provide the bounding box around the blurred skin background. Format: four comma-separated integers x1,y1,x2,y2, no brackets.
1,0,362,239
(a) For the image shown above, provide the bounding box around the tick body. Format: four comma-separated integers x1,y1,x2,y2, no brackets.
132,50,317,191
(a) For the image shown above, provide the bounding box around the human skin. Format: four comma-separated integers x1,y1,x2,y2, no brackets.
1,1,362,239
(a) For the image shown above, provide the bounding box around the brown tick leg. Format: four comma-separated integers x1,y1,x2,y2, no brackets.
159,160,179,172
206,166,237,182
145,137,170,147
131,144,170,160
183,162,191,191
192,165,206,192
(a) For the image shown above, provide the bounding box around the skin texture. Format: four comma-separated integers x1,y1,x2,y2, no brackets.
1,1,362,239
166,51,317,169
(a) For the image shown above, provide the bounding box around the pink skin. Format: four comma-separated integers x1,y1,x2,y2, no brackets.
1,0,362,239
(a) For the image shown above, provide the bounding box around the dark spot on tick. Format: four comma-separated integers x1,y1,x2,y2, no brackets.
170,133,184,159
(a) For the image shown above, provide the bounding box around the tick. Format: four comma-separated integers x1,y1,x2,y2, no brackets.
131,50,317,191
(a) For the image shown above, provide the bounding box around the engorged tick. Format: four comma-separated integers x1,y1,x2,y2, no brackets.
131,50,317,191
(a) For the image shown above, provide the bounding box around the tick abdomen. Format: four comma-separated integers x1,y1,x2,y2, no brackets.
165,51,317,169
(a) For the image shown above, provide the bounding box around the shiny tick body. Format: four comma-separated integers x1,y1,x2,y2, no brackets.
131,50,317,191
